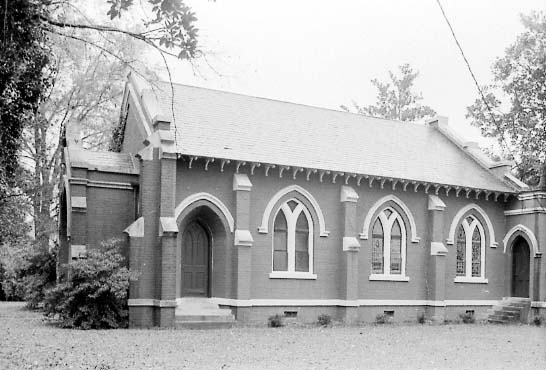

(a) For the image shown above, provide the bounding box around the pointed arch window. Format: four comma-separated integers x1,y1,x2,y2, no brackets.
369,207,409,281
454,215,487,283
270,199,316,279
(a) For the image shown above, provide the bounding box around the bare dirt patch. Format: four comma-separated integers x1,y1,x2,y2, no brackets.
1,302,544,369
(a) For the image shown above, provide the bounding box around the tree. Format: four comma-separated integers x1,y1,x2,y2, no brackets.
1,0,200,212
466,11,546,188
342,63,436,122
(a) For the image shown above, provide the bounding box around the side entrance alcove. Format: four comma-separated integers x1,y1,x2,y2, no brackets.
503,224,542,301
175,195,235,300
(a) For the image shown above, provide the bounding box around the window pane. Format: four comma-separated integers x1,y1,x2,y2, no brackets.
287,200,298,211
456,226,466,276
372,219,384,274
273,211,287,271
274,211,287,231
295,212,309,231
295,251,309,272
471,227,481,277
273,250,288,271
384,209,393,218
391,218,401,237
390,220,402,274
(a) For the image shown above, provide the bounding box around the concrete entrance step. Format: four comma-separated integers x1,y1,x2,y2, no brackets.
175,297,235,329
487,297,531,324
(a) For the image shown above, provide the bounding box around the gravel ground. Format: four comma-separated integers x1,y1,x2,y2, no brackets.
0,302,544,370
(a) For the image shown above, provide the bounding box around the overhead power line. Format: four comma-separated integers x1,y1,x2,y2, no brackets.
434,0,515,160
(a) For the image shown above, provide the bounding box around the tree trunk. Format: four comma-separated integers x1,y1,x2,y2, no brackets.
539,160,546,191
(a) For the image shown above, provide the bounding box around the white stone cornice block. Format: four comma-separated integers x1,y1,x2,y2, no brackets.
428,194,446,211
136,145,154,161
71,196,87,210
159,217,178,236
430,242,448,256
340,185,359,203
124,217,144,237
234,229,254,247
233,173,253,192
343,236,361,251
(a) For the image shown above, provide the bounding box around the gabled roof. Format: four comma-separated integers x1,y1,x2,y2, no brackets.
130,77,517,193
68,146,138,174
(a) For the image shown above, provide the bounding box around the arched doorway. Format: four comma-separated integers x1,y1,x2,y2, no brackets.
181,221,210,297
511,237,530,298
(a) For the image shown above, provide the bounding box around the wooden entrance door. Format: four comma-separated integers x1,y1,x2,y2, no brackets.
511,239,530,298
181,222,209,296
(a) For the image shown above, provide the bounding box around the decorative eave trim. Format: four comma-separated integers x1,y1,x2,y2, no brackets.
360,194,420,243
446,203,498,248
177,154,515,202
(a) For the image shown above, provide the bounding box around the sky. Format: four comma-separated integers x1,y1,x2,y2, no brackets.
155,0,545,141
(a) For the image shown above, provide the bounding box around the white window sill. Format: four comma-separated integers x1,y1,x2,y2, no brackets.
369,274,410,282
269,271,317,280
454,276,488,284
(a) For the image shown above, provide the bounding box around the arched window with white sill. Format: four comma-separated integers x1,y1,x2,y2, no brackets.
370,207,408,281
454,215,487,283
270,199,315,279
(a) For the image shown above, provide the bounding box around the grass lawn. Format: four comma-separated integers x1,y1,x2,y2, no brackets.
0,302,544,370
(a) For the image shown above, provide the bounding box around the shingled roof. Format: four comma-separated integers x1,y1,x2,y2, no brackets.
133,79,517,194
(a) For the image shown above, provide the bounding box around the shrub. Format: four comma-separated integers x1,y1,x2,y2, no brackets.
417,312,426,324
0,241,57,306
268,314,284,328
317,313,332,326
459,312,475,324
375,313,392,324
44,239,138,329
532,315,543,327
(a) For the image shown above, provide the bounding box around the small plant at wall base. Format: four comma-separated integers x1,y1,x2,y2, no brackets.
459,312,476,324
375,313,393,325
44,239,138,329
532,315,543,327
417,312,426,324
268,314,284,328
317,313,332,327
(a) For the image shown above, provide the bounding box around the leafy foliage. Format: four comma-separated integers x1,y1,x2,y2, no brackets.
458,312,475,324
0,241,57,306
44,239,138,329
317,313,332,326
342,63,436,122
268,314,284,328
466,11,546,187
374,313,393,324
0,0,51,201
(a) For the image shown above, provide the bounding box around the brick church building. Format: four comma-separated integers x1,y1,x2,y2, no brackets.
59,74,546,327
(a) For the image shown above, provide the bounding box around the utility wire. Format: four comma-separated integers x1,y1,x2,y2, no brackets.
435,0,515,161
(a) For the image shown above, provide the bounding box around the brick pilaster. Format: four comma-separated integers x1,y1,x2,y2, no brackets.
426,194,448,322
340,186,360,323
233,174,253,320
